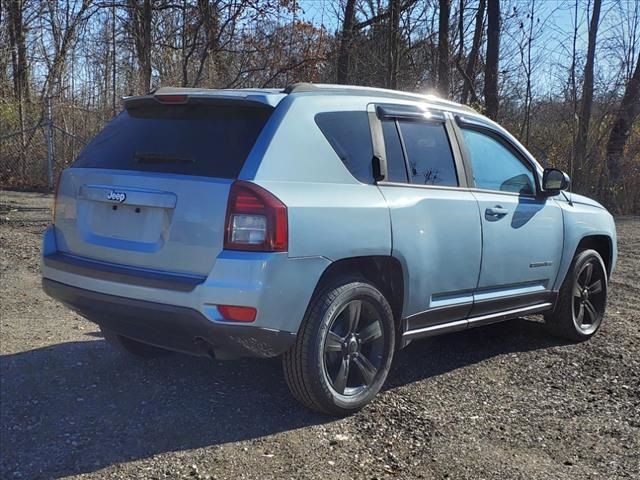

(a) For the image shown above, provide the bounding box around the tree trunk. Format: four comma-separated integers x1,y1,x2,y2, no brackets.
141,0,152,91
387,0,400,89
7,0,29,103
336,0,357,84
457,0,464,62
519,0,535,146
437,0,451,97
461,0,485,105
575,0,601,188
7,0,29,177
604,53,640,201
569,0,578,186
483,0,499,120
129,0,152,93
181,0,189,87
193,0,221,87
112,2,117,114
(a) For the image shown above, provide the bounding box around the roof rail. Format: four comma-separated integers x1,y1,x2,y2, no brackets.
283,83,476,113
283,83,318,94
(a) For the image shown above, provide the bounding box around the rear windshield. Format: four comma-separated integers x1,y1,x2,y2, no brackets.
73,103,272,178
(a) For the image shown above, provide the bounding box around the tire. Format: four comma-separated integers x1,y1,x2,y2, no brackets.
283,278,396,416
100,326,173,358
544,249,608,342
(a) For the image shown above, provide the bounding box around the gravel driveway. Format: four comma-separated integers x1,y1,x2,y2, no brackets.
1,190,638,479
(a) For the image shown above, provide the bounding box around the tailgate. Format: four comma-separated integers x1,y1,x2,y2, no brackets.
54,169,231,276
51,98,273,277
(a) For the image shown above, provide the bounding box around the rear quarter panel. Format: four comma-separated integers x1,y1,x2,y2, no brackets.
246,94,393,261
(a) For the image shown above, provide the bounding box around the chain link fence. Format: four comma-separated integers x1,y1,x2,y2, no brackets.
1,99,103,191
0,124,50,189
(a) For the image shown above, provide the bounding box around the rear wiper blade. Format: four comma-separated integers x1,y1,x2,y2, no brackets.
134,152,194,164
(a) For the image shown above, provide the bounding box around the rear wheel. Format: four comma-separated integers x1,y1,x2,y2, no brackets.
544,249,607,341
283,279,395,416
100,326,173,358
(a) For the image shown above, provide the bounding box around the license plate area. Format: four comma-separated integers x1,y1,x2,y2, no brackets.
90,202,165,241
76,199,171,252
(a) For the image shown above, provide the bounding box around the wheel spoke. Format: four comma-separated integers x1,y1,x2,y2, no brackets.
583,262,593,286
345,300,362,335
573,282,582,298
325,331,344,352
353,353,377,386
584,300,597,325
588,279,603,295
333,356,350,394
358,321,383,344
576,302,585,325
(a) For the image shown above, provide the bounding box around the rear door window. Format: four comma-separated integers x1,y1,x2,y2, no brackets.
315,111,374,184
397,121,458,186
73,104,272,179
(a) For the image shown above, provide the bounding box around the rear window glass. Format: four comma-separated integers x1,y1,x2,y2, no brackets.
315,111,374,184
397,121,458,186
73,104,272,178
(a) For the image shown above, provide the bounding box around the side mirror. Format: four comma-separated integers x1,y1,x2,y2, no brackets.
542,168,570,195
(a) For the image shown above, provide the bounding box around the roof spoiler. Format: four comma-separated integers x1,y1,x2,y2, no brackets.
123,89,276,110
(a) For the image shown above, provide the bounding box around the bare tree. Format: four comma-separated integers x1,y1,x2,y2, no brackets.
518,0,539,146
192,0,221,86
605,53,640,203
40,0,93,99
111,2,117,114
337,0,357,84
575,0,602,187
387,0,401,89
7,0,30,103
484,0,499,119
569,0,579,182
437,0,450,96
461,0,485,105
6,0,30,170
127,0,152,93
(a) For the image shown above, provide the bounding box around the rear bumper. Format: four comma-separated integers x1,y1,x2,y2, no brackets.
42,225,330,337
43,278,296,358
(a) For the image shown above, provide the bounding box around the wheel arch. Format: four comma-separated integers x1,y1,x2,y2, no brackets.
575,234,614,278
311,256,405,329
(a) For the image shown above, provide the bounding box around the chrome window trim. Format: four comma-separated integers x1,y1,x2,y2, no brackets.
377,181,537,198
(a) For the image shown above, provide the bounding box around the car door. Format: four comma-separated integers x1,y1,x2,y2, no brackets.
454,118,563,319
372,105,482,339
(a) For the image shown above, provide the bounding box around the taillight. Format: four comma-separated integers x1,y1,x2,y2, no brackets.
224,181,288,252
51,174,61,224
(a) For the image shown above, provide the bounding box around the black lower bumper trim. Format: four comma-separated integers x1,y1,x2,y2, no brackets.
43,252,204,292
43,278,295,359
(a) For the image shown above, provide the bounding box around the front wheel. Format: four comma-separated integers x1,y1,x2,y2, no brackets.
283,279,396,416
544,249,608,341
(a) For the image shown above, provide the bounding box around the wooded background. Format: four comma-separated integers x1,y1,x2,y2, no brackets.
1,0,639,212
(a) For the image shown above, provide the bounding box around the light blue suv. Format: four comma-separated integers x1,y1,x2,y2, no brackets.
42,84,617,415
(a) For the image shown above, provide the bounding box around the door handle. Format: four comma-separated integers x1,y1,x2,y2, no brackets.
485,206,509,218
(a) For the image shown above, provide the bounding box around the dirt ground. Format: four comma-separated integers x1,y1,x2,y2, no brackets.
0,190,638,480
